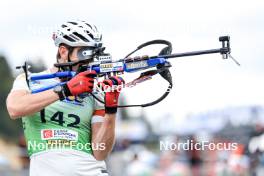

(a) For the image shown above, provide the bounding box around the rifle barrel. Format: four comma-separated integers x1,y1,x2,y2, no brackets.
152,48,229,59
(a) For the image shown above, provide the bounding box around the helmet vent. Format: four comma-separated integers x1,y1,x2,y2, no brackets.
68,21,78,25
85,23,92,29
73,32,89,42
85,31,94,40
63,35,75,42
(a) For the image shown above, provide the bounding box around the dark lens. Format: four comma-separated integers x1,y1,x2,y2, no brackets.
77,47,95,61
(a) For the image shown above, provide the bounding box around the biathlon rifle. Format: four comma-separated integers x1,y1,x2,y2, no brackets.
17,36,238,108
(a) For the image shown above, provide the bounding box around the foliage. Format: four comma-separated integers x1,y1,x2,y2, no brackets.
0,55,22,140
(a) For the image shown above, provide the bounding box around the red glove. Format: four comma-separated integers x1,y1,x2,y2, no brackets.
63,70,96,96
98,76,125,114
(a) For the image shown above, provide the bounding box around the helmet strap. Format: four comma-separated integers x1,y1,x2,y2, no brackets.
67,52,72,71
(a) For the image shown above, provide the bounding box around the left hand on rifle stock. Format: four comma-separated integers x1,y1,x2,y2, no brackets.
97,76,125,114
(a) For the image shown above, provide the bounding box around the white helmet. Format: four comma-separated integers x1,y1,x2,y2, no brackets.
53,20,102,47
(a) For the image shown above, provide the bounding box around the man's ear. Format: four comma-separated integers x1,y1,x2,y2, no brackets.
58,45,68,63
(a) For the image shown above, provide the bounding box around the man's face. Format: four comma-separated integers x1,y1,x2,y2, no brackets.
69,47,82,71
69,47,81,63
58,46,84,71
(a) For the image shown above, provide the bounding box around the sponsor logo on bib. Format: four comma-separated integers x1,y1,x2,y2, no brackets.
41,129,78,141
42,130,53,139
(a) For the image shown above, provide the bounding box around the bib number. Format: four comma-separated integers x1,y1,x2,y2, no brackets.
40,109,80,128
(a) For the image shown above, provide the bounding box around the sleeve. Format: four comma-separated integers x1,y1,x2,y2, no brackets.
91,92,105,124
10,73,30,92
